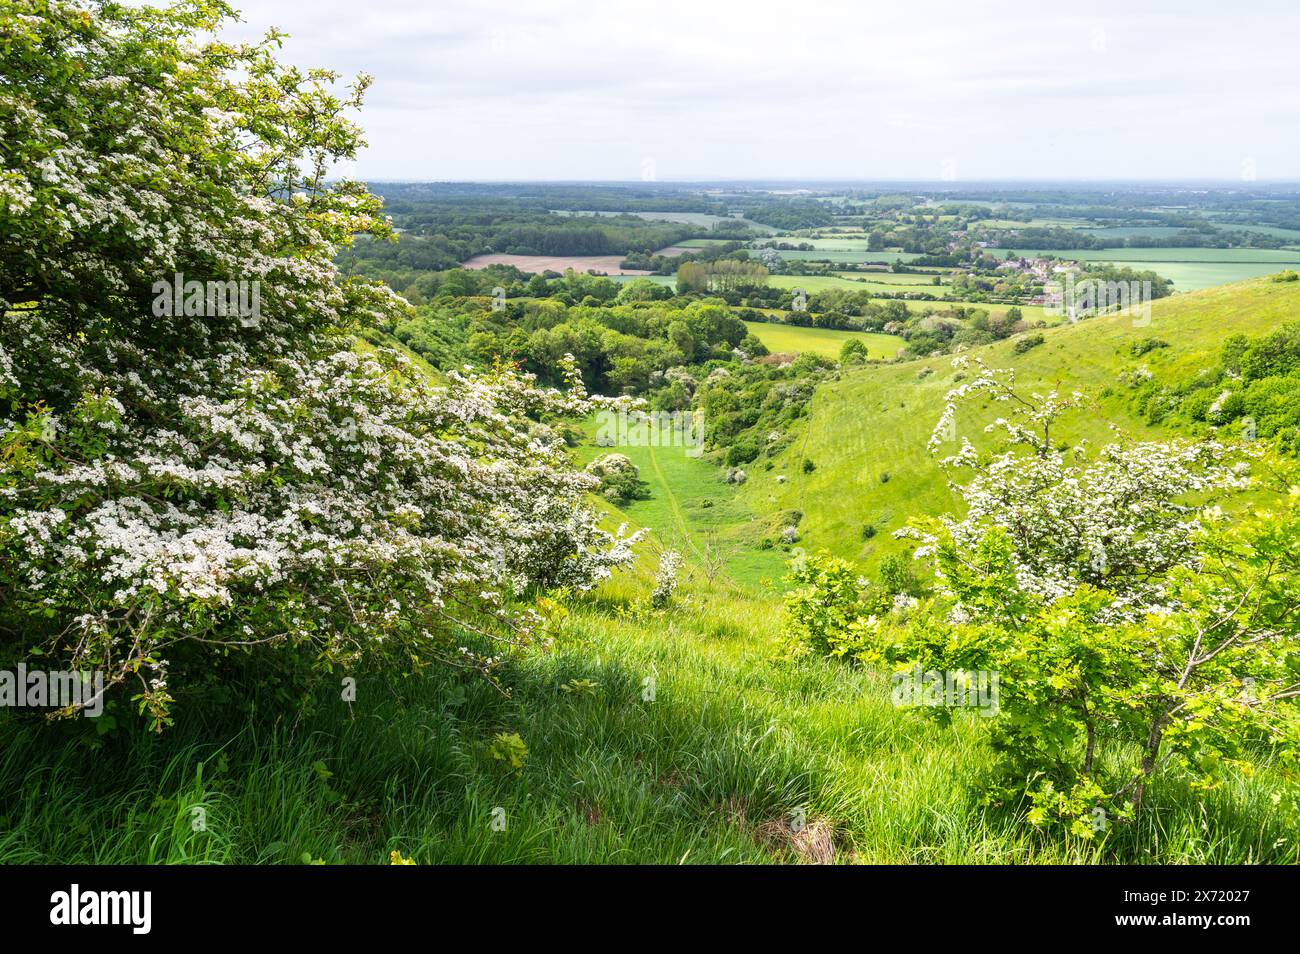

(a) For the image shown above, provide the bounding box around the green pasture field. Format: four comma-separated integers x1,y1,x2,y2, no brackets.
741,320,904,361
1001,247,1300,290
1006,247,1300,263
972,218,1081,229
767,249,923,264
1071,226,1190,239
574,418,788,590
831,271,949,286
1204,221,1300,243
766,274,885,293
1137,262,1300,290
608,274,677,287
551,210,776,234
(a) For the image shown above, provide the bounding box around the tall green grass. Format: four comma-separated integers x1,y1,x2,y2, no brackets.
2,570,1292,864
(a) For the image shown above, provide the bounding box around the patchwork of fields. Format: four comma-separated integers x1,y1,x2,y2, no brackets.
764,248,923,264
550,209,777,232
764,276,1053,322
1003,246,1300,290
767,230,1300,292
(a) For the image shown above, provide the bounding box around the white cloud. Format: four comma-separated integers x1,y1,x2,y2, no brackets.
219,0,1300,180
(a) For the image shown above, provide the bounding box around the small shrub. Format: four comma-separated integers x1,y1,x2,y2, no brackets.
783,551,865,658
839,338,869,363
489,732,529,772
651,550,684,608
586,453,648,503
725,437,762,467
1012,332,1045,355
1129,337,1169,357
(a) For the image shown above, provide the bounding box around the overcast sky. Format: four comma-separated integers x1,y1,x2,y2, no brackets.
219,0,1300,182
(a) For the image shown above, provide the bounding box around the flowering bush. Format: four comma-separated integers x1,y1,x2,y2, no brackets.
915,357,1251,616
883,358,1300,828
650,550,683,608
782,357,1299,832
0,1,636,727
585,453,646,503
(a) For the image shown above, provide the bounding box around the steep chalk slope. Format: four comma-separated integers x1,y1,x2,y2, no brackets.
743,276,1300,567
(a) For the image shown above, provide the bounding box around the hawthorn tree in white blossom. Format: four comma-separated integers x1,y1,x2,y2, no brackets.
876,357,1300,831
0,0,636,727
916,357,1254,616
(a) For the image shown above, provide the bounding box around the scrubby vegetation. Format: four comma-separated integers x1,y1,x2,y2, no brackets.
1131,322,1300,454
1,0,1296,868
785,361,1299,836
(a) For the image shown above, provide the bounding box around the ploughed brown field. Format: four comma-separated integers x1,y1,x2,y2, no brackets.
461,253,651,275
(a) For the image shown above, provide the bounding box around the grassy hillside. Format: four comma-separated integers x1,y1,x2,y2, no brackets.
740,276,1300,569
8,279,1296,866
9,564,1287,864
573,421,788,590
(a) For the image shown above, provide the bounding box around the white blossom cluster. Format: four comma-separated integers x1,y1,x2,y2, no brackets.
903,357,1252,619
651,549,684,608
3,324,640,715
0,2,639,723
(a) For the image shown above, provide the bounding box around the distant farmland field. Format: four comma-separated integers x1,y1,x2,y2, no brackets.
767,248,922,264
972,218,1080,229
1003,246,1300,290
1007,247,1300,263
832,271,950,284
1130,262,1300,289
461,253,649,275
767,274,884,292
764,275,1051,322
1071,226,1190,239
549,210,776,232
798,238,915,250
831,273,949,294
1207,223,1300,243
607,274,676,287
835,281,945,295
742,321,904,360
550,209,724,226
